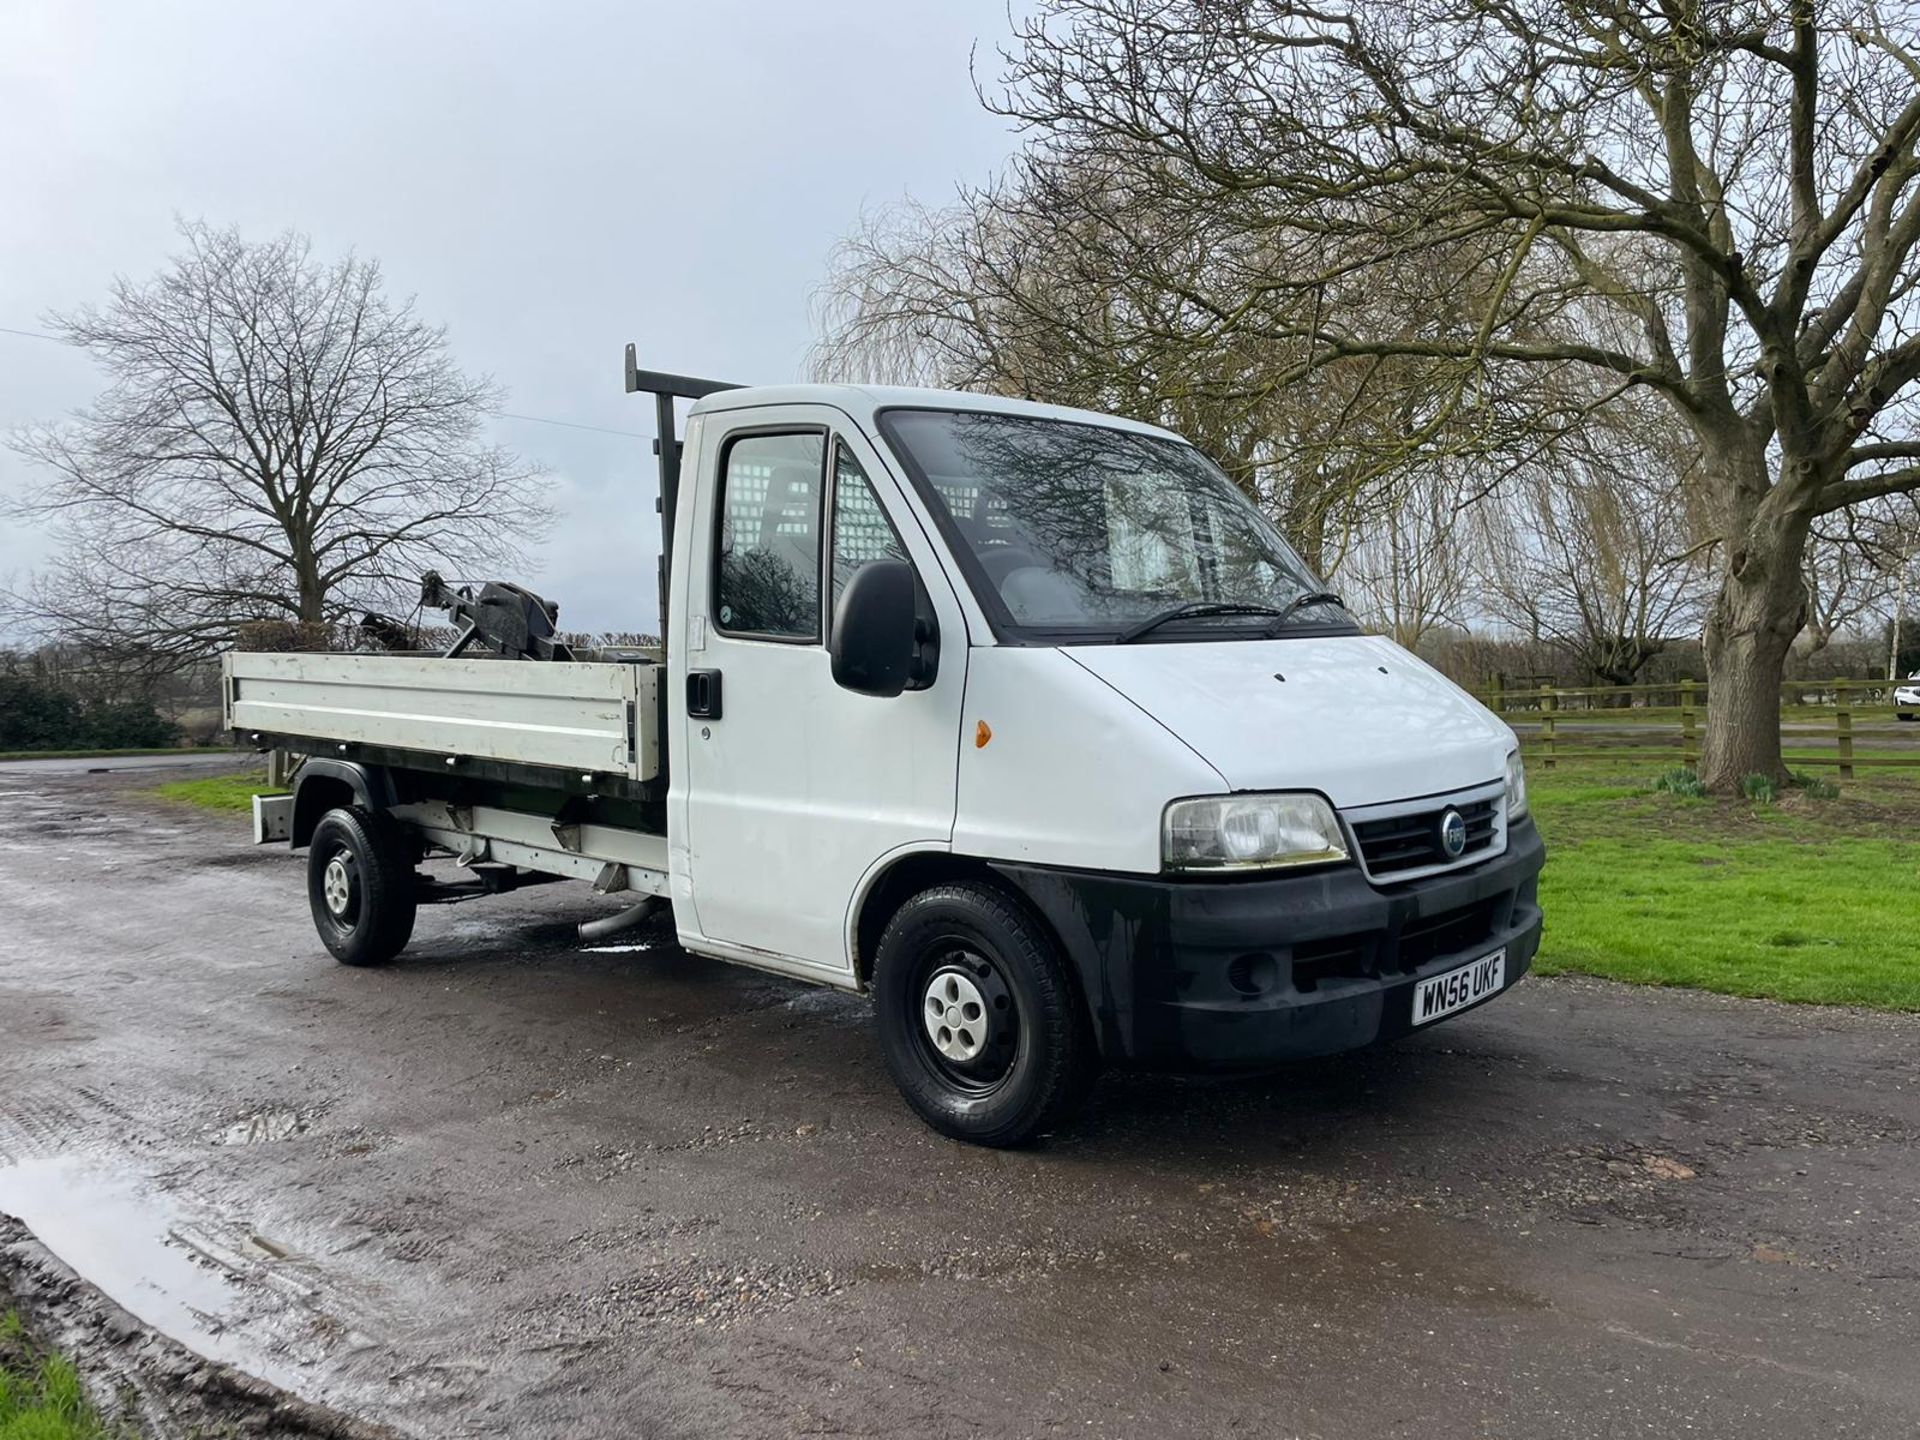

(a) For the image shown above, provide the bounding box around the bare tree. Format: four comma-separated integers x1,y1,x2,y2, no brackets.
1796,497,1920,668
990,0,1920,789
1474,403,1713,688
1329,465,1474,650
6,222,549,669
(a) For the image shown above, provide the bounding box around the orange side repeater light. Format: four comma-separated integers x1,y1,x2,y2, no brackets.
975,720,993,749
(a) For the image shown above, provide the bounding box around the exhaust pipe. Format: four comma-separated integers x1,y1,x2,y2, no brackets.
577,896,662,944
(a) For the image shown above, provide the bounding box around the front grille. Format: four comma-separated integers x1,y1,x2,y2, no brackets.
1351,797,1497,878
1393,898,1499,972
1289,934,1377,991
1287,896,1502,991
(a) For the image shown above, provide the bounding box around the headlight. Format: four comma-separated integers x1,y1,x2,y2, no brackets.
1163,792,1348,871
1505,749,1529,820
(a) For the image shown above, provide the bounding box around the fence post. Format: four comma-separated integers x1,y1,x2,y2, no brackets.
1836,692,1854,782
1488,673,1504,716
1541,687,1558,771
1679,680,1697,767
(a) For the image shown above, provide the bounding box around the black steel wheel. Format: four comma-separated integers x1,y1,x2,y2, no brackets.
916,948,1019,1092
307,805,417,967
873,881,1098,1146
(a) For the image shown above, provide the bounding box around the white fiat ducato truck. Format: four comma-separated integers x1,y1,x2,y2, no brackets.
225,351,1543,1147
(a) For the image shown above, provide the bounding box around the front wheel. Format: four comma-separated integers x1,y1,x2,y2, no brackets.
1899,711,1915,722
307,806,417,966
872,882,1098,1146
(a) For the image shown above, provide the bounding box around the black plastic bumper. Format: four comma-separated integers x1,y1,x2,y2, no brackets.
992,820,1544,1070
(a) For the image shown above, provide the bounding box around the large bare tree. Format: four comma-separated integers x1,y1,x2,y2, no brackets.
990,0,1920,789
6,222,549,668
1473,394,1713,687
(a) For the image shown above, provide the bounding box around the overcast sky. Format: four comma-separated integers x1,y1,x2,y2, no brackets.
0,0,1020,635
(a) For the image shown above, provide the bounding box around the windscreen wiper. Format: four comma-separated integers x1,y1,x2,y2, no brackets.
1261,590,1346,635
1115,601,1291,644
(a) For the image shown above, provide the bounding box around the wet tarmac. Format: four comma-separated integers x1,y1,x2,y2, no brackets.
2,766,1918,1437
0,750,244,775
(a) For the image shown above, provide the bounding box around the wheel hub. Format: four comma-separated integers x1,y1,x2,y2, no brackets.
322,852,355,918
923,967,990,1063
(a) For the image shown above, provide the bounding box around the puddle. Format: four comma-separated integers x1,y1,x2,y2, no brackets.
0,1154,312,1392
213,1106,308,1145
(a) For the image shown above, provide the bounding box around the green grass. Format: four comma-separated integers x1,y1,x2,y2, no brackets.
1651,765,1707,798
150,771,281,813
0,1312,117,1439
1795,772,1841,800
1531,760,1920,1009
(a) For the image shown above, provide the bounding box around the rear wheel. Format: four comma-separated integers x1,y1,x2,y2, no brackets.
307,806,417,966
872,881,1098,1146
1899,711,1914,722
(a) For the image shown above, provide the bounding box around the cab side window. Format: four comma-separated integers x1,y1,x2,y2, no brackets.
830,442,909,609
715,432,824,640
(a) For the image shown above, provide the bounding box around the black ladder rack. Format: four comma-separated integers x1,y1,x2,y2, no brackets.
623,345,742,639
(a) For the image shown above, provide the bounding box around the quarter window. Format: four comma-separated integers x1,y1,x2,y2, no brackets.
830,443,909,608
714,432,824,639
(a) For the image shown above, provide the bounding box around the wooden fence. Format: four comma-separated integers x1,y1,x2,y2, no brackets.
1475,678,1919,779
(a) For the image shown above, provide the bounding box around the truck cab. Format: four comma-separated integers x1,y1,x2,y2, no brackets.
661,375,1541,1133
231,361,1543,1146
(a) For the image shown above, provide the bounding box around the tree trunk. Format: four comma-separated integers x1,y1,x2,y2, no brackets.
295,550,326,627
1698,522,1809,792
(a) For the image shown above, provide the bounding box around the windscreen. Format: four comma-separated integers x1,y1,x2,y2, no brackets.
878,408,1345,640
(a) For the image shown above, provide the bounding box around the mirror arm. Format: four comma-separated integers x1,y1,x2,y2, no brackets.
907,611,939,690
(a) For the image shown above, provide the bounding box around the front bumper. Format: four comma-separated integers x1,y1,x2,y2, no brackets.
992,820,1544,1069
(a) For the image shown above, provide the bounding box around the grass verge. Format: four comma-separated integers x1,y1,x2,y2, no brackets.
0,1310,120,1439
150,772,281,813
1531,761,1920,1010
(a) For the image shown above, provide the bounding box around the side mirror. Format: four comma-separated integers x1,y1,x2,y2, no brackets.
831,560,923,697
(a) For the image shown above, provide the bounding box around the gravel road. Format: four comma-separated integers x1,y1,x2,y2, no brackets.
1,765,1916,1438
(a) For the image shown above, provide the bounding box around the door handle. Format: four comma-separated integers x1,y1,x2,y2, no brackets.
687,669,723,719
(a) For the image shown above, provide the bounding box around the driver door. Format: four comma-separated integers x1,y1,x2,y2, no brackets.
676,408,967,979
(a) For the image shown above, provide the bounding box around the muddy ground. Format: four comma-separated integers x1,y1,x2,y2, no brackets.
1,1212,399,1438
1,764,1917,1439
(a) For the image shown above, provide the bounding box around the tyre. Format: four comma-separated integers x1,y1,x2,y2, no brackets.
307,806,417,966
1899,712,1914,722
872,881,1098,1146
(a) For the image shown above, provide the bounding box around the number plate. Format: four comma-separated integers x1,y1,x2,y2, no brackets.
1411,949,1506,1027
